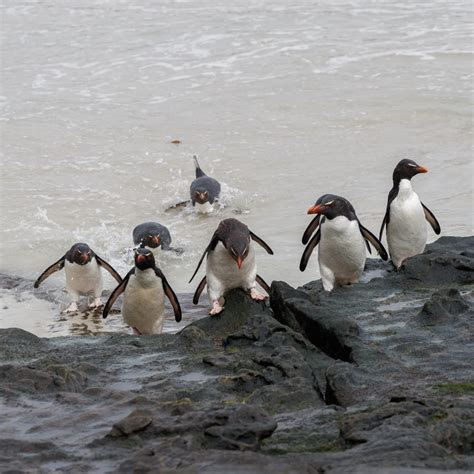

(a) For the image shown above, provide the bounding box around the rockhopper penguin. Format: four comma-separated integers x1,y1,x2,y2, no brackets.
102,247,182,335
300,195,388,292
34,242,122,313
133,222,173,252
379,159,441,269
190,156,221,213
189,218,273,315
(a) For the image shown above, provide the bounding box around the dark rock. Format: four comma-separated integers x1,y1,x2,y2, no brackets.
108,410,153,437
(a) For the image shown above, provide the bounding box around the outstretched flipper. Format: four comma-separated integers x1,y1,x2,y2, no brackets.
34,256,66,288
302,215,321,245
299,229,321,272
256,274,270,293
165,200,190,212
422,202,441,235
193,155,206,178
192,276,207,305
103,269,134,319
189,236,218,283
95,255,122,284
156,268,182,322
249,231,274,254
359,223,389,261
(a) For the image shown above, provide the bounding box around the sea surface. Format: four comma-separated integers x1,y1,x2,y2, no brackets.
1,0,472,336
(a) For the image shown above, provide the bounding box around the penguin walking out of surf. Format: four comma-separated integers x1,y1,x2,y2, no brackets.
189,218,273,315
300,195,388,292
133,222,173,252
190,156,221,213
34,243,122,313
103,247,181,335
379,159,441,269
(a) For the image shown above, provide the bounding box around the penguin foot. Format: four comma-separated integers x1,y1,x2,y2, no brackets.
63,302,79,313
132,327,142,336
250,288,266,301
209,301,224,316
88,298,103,309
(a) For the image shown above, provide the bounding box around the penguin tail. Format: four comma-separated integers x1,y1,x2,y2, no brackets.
193,155,206,178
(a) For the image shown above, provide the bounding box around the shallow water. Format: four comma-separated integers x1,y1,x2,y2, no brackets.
1,0,472,336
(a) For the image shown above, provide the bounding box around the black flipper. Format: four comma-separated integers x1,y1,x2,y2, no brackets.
103,269,134,319
379,186,398,241
189,236,218,283
193,276,207,305
249,231,274,254
34,256,66,288
359,223,389,261
95,255,122,284
156,268,182,322
302,215,321,245
422,202,441,235
165,200,190,212
299,229,321,272
256,274,270,293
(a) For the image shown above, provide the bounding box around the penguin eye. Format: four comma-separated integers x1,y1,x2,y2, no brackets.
243,246,249,256
230,247,237,256
77,250,82,254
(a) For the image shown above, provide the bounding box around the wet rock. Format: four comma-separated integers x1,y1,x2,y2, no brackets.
108,410,153,437
414,288,470,326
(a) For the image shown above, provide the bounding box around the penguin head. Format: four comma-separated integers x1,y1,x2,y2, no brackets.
226,235,250,269
307,194,355,220
134,247,156,270
141,233,161,249
69,243,93,265
194,189,209,204
393,159,428,184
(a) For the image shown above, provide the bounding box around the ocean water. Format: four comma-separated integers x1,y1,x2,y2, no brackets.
1,0,472,336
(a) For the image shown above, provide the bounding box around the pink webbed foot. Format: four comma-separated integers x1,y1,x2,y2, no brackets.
250,288,266,301
209,300,224,316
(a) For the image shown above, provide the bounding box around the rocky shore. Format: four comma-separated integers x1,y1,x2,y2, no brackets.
1,236,473,473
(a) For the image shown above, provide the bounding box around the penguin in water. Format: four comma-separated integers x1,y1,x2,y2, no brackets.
300,195,388,292
103,247,182,335
379,159,441,269
189,218,273,315
133,222,172,252
34,243,122,312
190,156,221,213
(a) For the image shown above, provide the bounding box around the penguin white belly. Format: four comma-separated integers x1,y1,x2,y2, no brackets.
65,260,103,296
387,185,427,268
194,201,215,214
122,269,165,335
318,217,366,291
206,242,257,301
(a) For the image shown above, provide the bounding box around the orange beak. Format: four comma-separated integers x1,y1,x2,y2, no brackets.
236,256,242,269
307,204,324,214
416,165,428,173
153,235,161,246
136,254,146,264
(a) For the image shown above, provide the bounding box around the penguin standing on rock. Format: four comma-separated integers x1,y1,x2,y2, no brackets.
103,247,182,335
300,195,388,292
189,218,273,315
379,159,441,269
34,243,122,313
190,156,221,213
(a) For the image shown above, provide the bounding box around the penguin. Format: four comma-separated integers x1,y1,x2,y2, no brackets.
133,222,173,252
102,247,182,335
34,243,122,313
300,195,388,292
379,159,441,269
189,218,273,315
190,156,221,213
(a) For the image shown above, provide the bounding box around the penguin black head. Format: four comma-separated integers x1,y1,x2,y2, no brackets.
307,194,356,221
217,218,250,269
194,189,210,204
393,159,428,185
68,243,93,265
142,233,161,249
134,247,155,271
